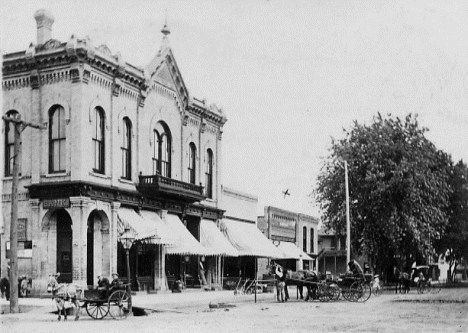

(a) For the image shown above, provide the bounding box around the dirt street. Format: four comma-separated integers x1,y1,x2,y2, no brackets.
2,288,467,333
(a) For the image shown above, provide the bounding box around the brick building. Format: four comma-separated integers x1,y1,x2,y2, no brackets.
1,9,229,294
257,206,319,273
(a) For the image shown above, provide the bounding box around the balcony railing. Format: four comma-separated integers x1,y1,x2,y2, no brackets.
138,174,206,203
317,247,347,259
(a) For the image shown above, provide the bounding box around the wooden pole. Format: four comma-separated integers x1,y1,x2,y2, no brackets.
345,160,351,265
2,115,44,314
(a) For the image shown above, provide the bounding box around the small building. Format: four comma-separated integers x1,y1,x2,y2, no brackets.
317,229,347,277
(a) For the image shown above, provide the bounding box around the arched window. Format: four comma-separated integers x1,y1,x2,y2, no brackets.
49,106,66,173
93,107,105,174
4,111,18,176
303,226,307,253
310,228,314,253
205,149,213,198
152,122,172,177
188,142,196,184
121,117,132,180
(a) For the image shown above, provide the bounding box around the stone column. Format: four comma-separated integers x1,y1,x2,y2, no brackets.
29,199,42,295
110,202,121,275
69,196,89,287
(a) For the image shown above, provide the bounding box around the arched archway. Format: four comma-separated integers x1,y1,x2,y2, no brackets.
54,209,73,283
87,210,110,286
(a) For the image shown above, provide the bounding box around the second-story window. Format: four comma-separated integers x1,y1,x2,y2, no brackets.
153,122,172,177
205,149,213,198
92,107,105,174
310,228,314,253
188,142,196,184
49,105,66,173
121,117,132,180
4,111,18,177
303,226,307,253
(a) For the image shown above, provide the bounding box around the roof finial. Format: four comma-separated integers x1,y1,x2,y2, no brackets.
161,9,170,36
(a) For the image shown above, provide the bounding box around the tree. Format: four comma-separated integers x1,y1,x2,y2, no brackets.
316,113,452,274
435,160,468,282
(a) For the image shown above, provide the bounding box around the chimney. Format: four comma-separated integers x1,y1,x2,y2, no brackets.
34,9,55,45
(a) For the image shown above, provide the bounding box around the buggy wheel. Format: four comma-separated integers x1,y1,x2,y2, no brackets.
329,285,341,301
318,284,330,302
429,283,441,294
350,281,371,302
342,287,352,301
108,290,131,320
85,301,109,319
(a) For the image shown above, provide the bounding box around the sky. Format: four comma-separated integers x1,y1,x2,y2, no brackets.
1,0,467,218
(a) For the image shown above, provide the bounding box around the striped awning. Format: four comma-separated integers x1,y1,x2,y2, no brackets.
220,219,285,258
276,241,314,261
164,214,210,256
139,210,177,245
200,219,239,257
117,207,160,243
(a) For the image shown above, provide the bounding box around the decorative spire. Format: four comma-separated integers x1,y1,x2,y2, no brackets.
161,10,170,36
158,10,171,54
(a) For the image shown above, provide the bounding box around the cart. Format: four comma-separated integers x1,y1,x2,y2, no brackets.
80,284,132,320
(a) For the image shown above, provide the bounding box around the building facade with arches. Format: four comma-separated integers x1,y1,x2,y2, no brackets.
1,9,227,294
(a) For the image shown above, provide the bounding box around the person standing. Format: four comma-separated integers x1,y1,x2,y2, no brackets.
0,276,10,300
275,265,286,302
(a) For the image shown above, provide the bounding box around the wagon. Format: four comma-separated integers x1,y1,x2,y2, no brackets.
80,284,132,320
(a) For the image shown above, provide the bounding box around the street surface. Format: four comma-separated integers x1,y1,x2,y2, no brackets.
1,287,467,333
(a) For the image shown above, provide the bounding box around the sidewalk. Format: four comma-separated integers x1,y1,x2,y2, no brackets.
1,289,277,315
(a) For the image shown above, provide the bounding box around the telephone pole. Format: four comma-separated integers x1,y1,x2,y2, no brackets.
2,114,44,313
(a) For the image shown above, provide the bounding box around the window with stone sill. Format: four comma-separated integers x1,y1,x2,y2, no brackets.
49,105,66,173
4,110,19,177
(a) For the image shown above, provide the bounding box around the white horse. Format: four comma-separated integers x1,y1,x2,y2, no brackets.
52,284,83,321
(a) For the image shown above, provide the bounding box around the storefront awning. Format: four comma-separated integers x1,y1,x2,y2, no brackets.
117,207,161,243
220,219,285,258
139,210,177,245
276,241,314,261
200,219,239,257
164,214,210,256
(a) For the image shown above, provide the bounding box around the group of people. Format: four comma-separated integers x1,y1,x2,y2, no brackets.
96,272,122,298
0,275,30,300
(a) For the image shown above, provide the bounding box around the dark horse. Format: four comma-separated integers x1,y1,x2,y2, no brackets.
270,262,319,301
393,266,412,294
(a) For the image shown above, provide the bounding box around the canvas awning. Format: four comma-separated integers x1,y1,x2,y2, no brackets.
220,219,285,258
164,214,210,256
276,241,314,261
200,219,239,257
139,210,177,245
117,207,161,243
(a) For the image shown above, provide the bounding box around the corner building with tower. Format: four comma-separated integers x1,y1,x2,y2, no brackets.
1,9,230,294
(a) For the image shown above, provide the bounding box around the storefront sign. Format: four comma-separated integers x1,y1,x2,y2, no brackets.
43,198,70,209
17,218,27,241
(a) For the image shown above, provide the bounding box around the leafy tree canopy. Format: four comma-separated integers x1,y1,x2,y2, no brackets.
316,113,452,270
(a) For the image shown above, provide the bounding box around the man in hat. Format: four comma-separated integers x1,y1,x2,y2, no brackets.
109,273,122,292
96,274,110,298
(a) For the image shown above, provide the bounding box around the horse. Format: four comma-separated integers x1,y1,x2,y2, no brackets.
393,266,412,294
270,262,319,301
52,283,83,321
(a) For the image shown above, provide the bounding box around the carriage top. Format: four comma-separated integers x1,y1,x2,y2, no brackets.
347,260,365,278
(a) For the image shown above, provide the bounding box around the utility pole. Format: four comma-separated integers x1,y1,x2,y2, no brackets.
345,160,351,265
2,114,44,313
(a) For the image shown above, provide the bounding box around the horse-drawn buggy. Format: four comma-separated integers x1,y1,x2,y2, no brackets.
336,261,372,302
270,260,371,303
52,283,132,321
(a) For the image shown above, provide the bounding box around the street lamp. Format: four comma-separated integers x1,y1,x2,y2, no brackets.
119,227,134,312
